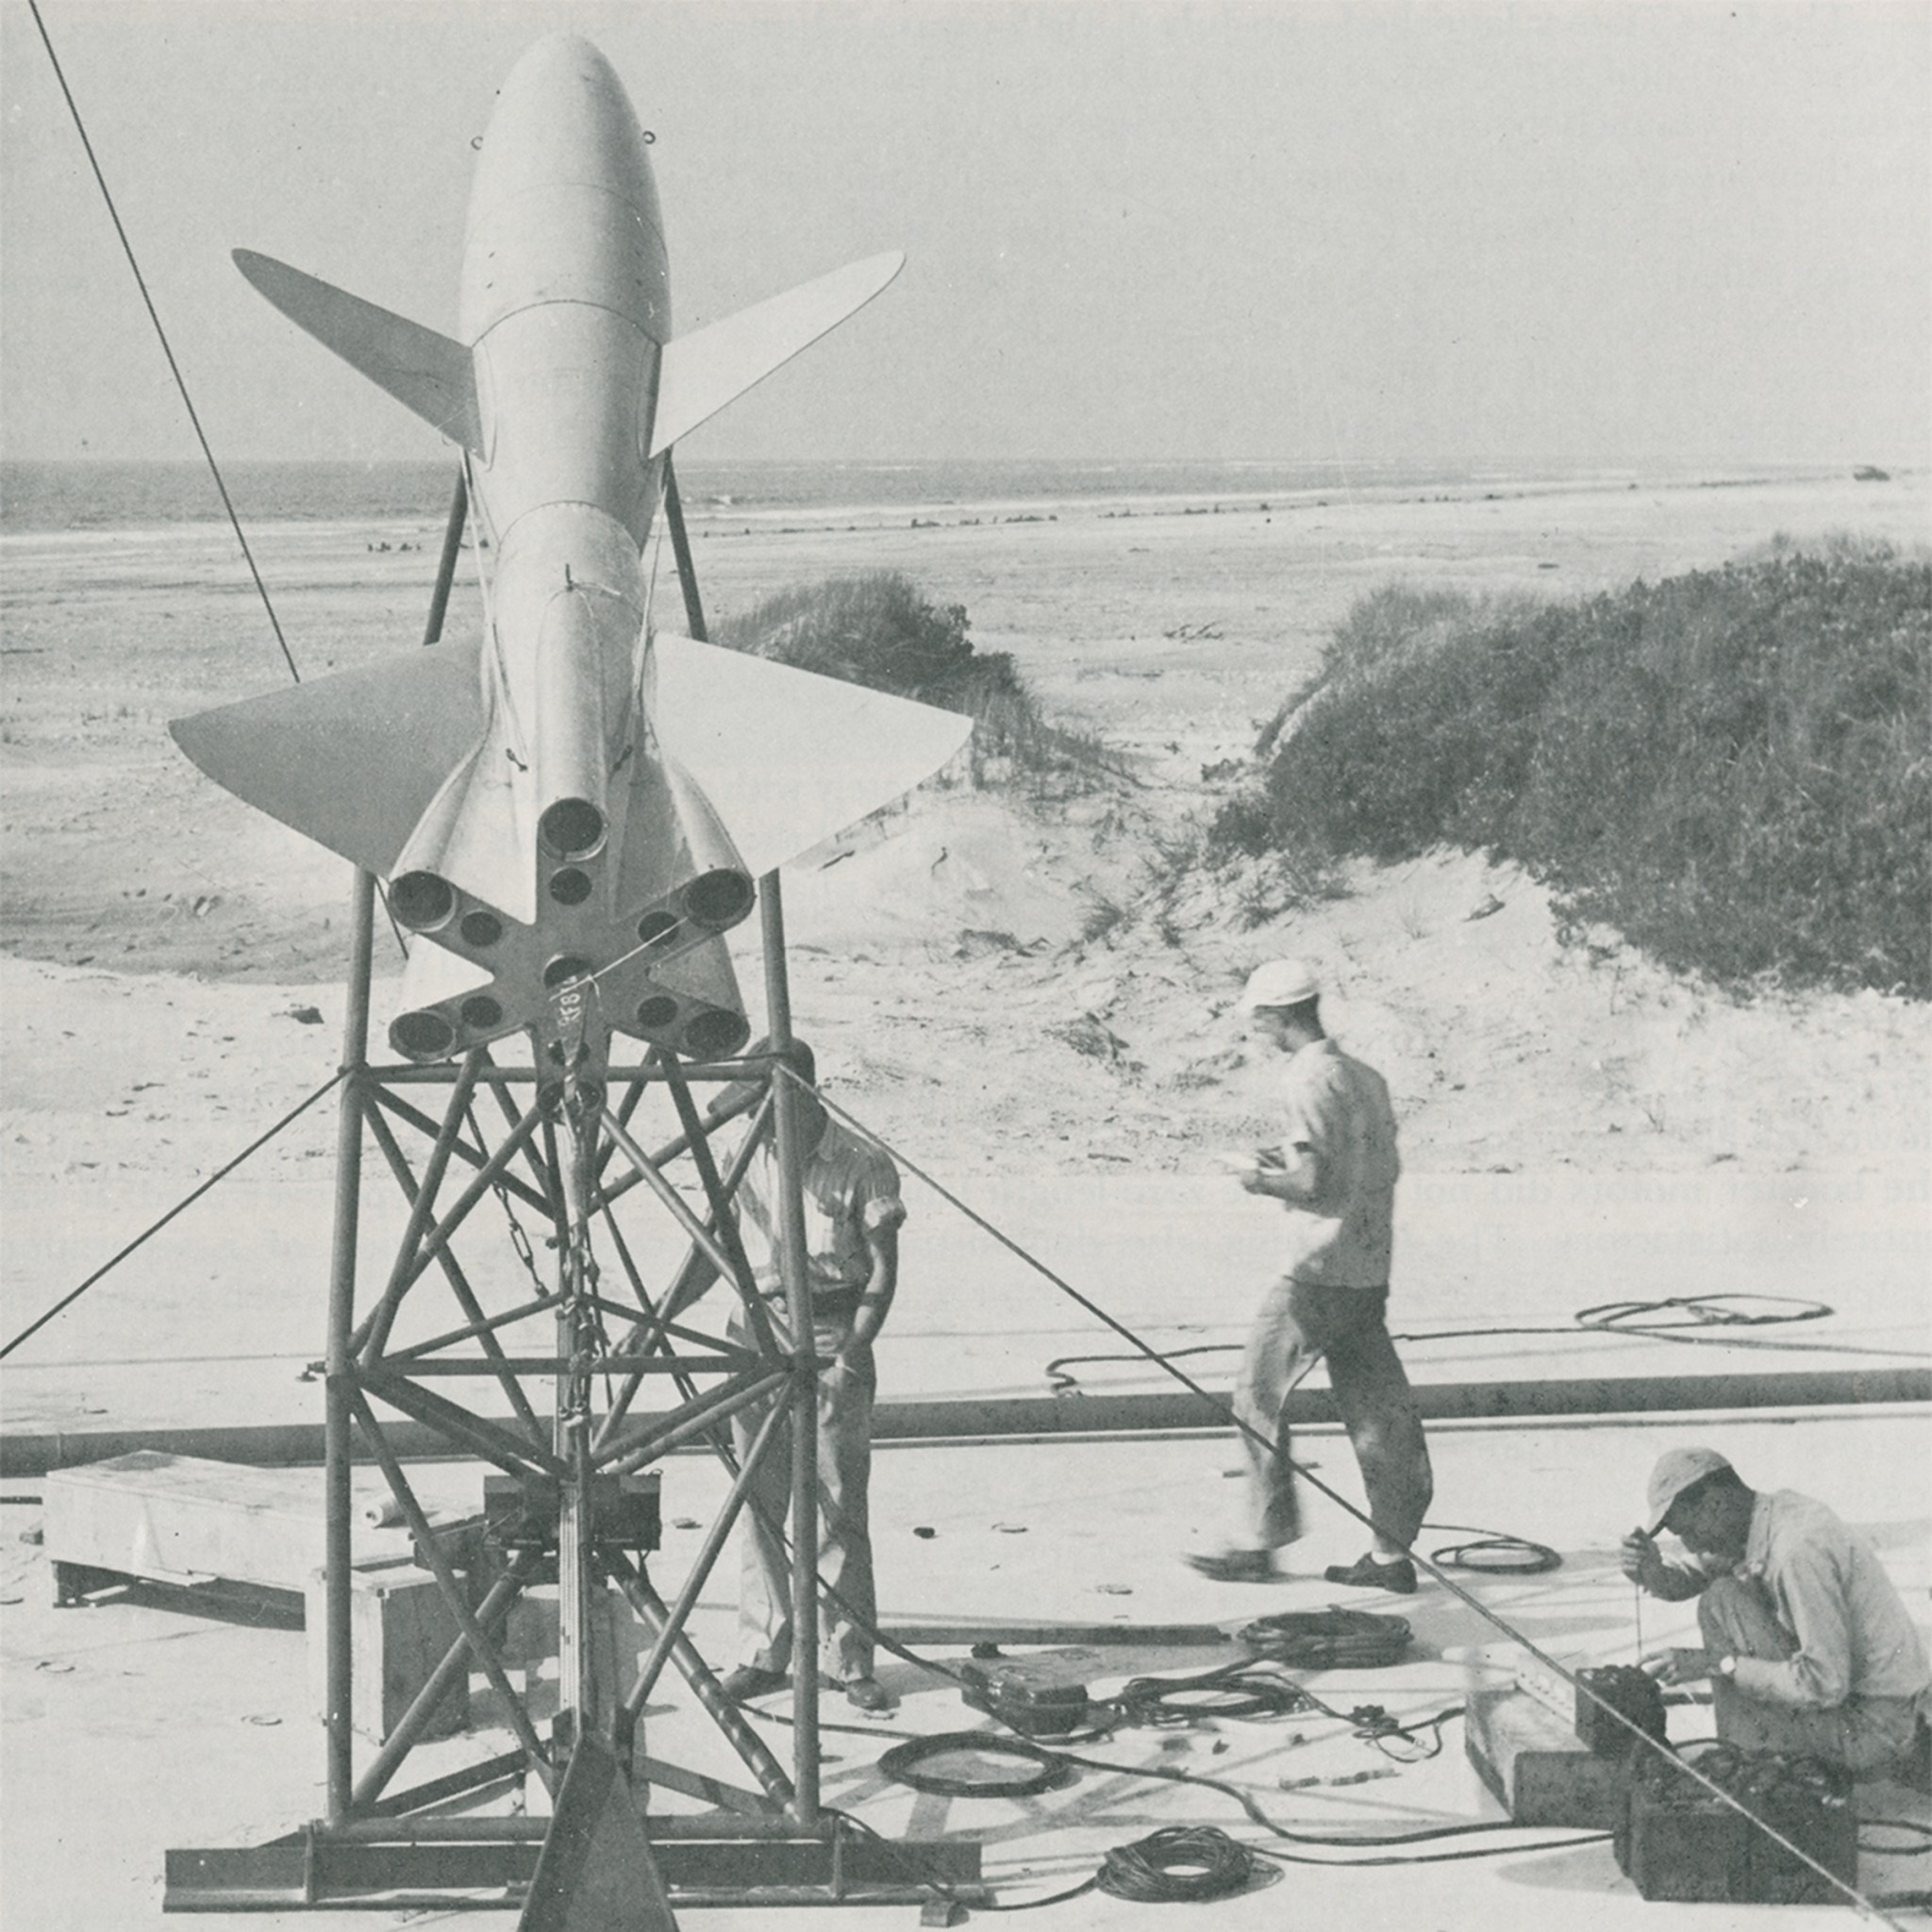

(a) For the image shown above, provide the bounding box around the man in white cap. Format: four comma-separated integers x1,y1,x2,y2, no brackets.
1624,1447,1929,1776
1187,959,1433,1592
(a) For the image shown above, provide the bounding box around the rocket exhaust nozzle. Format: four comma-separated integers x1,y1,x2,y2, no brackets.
391,869,458,932
680,1008,750,1059
681,866,756,930
539,796,607,862
391,1008,458,1059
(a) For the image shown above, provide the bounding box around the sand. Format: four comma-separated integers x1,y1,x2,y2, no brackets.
3,466,1928,1200
2,467,1929,1928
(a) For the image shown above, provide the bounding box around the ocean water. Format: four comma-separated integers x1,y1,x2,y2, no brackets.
0,455,1489,535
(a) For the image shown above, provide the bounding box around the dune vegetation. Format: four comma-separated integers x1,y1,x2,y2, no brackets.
1212,543,1931,999
711,570,1122,794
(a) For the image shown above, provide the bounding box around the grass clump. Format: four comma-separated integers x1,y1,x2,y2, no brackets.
711,572,1123,796
1214,545,1932,997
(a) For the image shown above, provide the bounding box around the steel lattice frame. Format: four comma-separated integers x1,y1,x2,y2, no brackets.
163,466,983,1914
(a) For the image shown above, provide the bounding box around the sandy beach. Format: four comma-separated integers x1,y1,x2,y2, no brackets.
4,465,1928,1203
3,465,1928,1930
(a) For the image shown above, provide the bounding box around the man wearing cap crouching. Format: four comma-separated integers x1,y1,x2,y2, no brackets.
1188,959,1433,1593
1624,1447,1930,1778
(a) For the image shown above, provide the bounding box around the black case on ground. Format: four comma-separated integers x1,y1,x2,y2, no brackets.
1616,1745,1855,1905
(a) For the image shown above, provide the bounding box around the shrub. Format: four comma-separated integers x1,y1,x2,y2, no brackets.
711,572,1123,796
1213,552,1932,997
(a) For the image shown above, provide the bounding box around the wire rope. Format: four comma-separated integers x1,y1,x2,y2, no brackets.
26,1,302,685
0,1070,347,1360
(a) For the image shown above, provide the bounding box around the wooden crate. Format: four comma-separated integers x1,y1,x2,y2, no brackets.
304,1560,470,1744
1465,1678,1630,1828
42,1450,455,1596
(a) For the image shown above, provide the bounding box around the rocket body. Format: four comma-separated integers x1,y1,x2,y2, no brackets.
175,36,963,1065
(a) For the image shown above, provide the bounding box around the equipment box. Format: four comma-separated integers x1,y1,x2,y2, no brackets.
1619,1775,1755,1901
1617,1747,1856,1905
1462,1649,1630,1829
305,1562,469,1744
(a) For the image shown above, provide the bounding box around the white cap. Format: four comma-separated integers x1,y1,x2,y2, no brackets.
1240,958,1322,1011
1644,1446,1735,1536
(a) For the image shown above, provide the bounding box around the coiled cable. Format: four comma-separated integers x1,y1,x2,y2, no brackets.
1427,1523,1563,1574
1236,1607,1412,1668
1095,1824,1260,1902
876,1730,1072,1799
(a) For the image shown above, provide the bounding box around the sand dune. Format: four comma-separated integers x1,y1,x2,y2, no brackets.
3,467,1925,1208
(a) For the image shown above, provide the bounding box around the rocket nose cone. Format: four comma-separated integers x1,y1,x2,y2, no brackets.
471,33,656,238
500,32,625,95
487,33,634,144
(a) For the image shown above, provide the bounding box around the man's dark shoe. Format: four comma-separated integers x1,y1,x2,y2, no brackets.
828,1674,895,1712
1323,1553,1418,1595
719,1664,788,1701
1185,1548,1278,1583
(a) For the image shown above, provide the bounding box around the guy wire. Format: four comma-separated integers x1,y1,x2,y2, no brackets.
0,1070,348,1359
793,1072,1909,1929
28,0,302,687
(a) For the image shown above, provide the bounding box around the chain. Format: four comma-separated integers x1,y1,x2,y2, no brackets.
465,1101,553,1299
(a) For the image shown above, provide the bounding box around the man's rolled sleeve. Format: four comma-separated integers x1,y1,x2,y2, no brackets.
1735,1541,1855,1708
862,1192,907,1235
856,1149,907,1237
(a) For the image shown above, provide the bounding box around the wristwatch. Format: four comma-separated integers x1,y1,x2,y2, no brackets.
1715,1655,1738,1678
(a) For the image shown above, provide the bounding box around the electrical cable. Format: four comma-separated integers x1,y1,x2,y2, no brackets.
876,1731,1073,1798
1111,1663,1309,1724
751,1685,1601,1856
1860,1820,1932,1855
1095,1825,1260,1901
1042,1291,1930,1388
1106,1657,1462,1762
1236,1607,1412,1668
799,1079,1915,1928
0,1070,347,1360
1426,1523,1563,1574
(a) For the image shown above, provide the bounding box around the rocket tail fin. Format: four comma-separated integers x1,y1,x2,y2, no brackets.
647,252,904,458
233,250,482,451
169,641,489,879
648,634,973,875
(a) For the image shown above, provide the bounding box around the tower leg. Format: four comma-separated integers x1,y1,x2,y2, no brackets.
759,874,820,1826
324,867,375,1823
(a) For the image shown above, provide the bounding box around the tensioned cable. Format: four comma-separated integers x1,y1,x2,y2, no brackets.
0,1070,347,1360
1044,1296,1932,1384
794,1073,1909,1928
27,0,301,686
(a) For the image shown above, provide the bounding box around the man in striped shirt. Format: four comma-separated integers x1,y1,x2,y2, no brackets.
713,1041,906,1713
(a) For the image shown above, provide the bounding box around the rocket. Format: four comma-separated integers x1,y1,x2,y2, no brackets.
172,35,970,1066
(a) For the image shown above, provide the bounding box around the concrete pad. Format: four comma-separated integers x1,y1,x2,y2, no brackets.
3,1412,1926,1929
5,1171,1925,1441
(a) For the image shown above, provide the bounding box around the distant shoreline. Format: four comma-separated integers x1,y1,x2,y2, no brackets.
0,454,1893,536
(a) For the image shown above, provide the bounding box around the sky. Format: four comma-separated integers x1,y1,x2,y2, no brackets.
2,0,1927,470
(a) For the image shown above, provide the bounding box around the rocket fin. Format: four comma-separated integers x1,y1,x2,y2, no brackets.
646,253,904,458
170,641,488,878
394,723,539,927
517,1732,678,1932
398,931,497,1012
648,634,972,876
233,250,482,451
